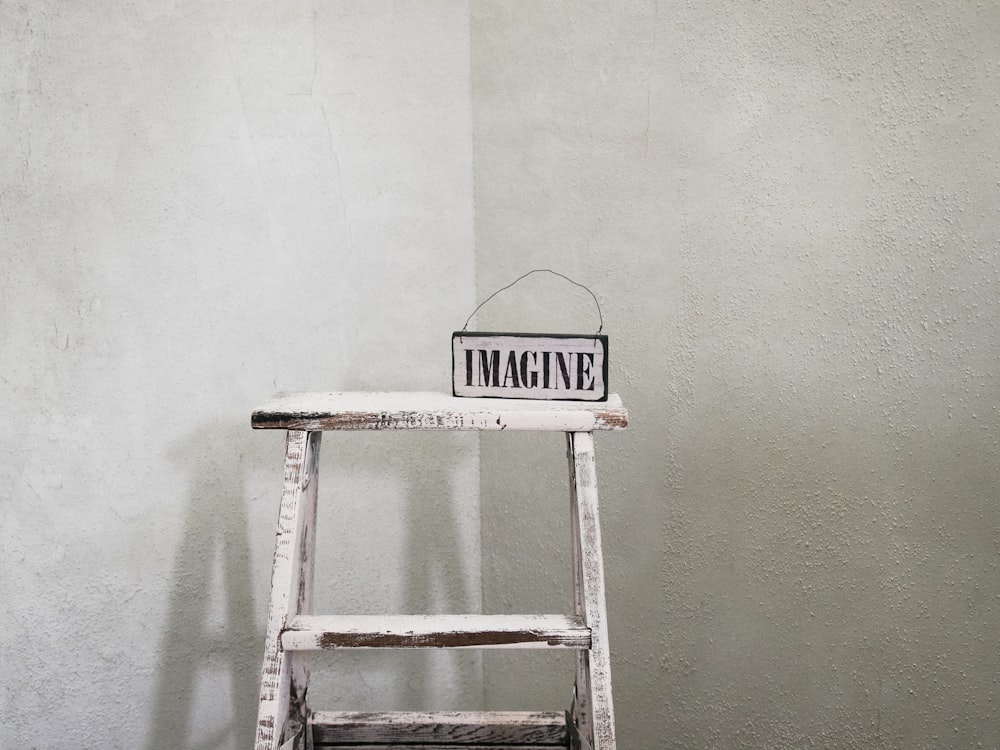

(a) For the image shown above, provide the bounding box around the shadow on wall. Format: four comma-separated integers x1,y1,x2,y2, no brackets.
143,420,261,750
308,427,482,713
141,409,482,748
391,431,480,710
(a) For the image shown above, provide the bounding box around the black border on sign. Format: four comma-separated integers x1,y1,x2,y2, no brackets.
451,331,609,402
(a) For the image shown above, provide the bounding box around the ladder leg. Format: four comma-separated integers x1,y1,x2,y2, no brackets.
568,431,616,750
256,430,322,750
291,429,320,750
567,434,593,748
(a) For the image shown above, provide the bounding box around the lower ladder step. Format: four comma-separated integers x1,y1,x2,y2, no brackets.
310,710,570,748
282,614,590,650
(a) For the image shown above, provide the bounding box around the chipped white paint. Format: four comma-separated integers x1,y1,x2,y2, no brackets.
569,432,615,750
310,710,569,746
281,614,590,650
254,393,626,748
255,431,321,750
567,434,593,746
252,392,627,432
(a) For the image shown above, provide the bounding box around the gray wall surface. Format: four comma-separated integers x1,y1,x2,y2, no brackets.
472,2,1000,749
3,2,999,749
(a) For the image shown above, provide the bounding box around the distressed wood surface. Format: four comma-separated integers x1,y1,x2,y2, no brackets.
310,711,568,745
566,434,593,747
255,430,320,750
289,430,320,748
312,746,562,749
566,716,593,750
251,391,627,432
312,746,563,749
253,395,626,749
569,432,616,750
313,746,565,750
282,614,590,650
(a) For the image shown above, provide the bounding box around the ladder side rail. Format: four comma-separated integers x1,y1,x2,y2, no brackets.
256,430,321,750
291,430,320,749
569,431,616,750
566,433,593,746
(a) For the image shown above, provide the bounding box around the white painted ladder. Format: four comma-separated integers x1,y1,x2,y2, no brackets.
251,392,628,750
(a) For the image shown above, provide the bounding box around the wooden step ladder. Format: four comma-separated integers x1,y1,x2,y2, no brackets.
251,392,628,750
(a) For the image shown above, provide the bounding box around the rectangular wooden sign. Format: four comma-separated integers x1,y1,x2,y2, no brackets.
452,332,609,401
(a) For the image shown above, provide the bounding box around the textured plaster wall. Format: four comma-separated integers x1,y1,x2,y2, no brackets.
0,2,478,748
4,2,999,749
471,2,1000,748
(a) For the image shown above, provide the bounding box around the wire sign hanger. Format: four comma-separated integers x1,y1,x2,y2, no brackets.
452,269,609,402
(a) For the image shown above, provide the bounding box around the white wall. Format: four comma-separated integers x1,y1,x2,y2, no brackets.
0,2,477,748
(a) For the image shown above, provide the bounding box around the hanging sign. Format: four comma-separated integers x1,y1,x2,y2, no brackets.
452,332,609,402
452,270,610,402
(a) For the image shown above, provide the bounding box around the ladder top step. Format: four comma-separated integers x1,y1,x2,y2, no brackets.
282,614,591,650
252,391,627,432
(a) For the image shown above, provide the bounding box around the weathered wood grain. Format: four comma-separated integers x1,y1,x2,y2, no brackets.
569,433,616,750
253,394,626,750
251,392,627,432
312,745,565,749
289,430,320,747
566,714,593,750
566,434,593,747
312,745,564,749
310,711,568,745
255,430,320,750
281,614,590,650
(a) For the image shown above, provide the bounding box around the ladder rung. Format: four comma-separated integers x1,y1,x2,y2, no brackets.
310,710,569,747
282,614,590,650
